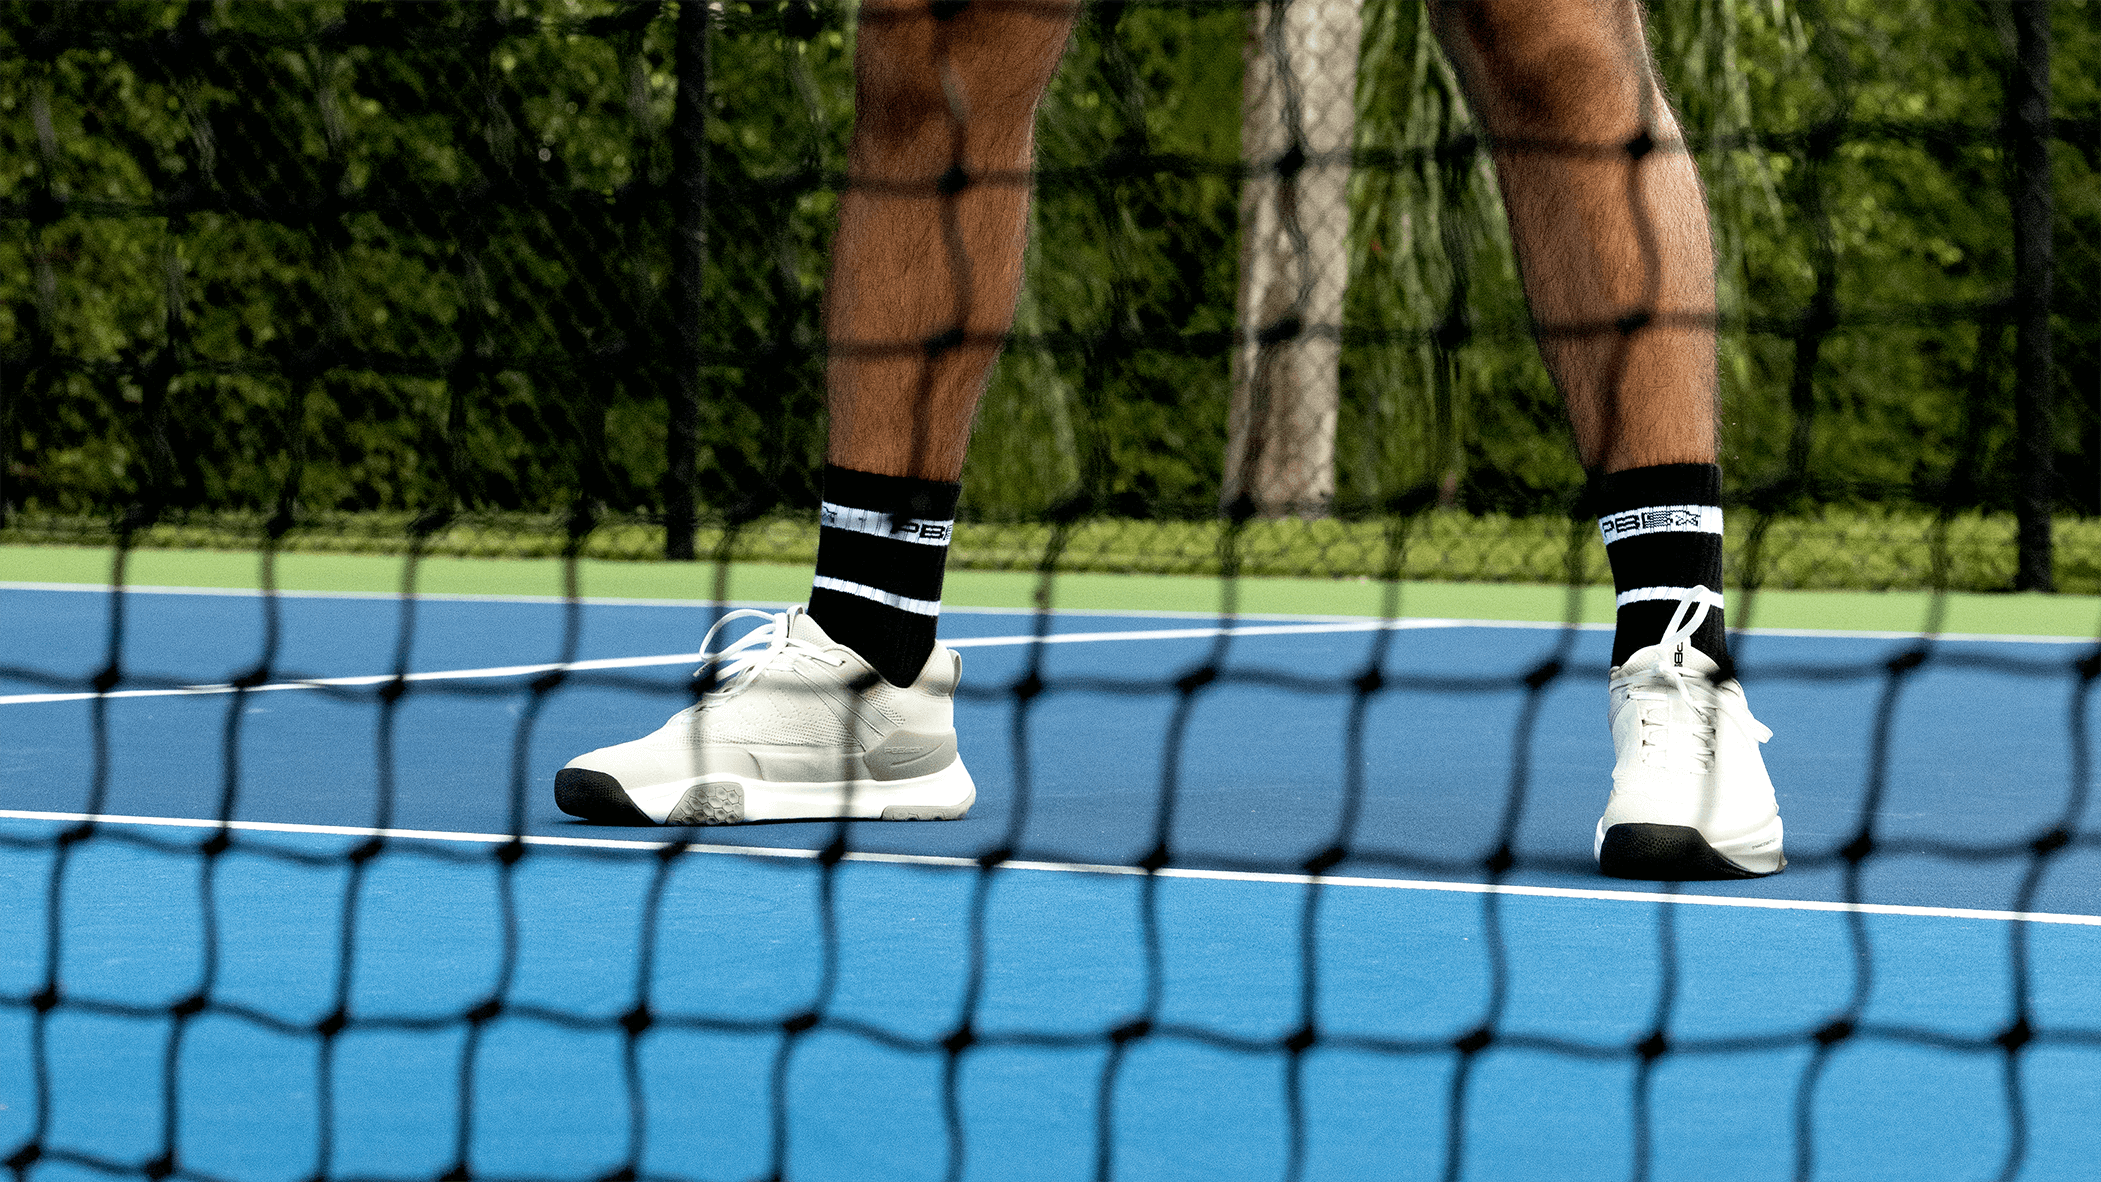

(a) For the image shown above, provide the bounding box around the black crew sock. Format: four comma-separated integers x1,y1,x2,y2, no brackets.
806,464,961,687
1597,463,1729,668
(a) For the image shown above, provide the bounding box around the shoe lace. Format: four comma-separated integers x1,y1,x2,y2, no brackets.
1637,592,1772,770
691,608,842,697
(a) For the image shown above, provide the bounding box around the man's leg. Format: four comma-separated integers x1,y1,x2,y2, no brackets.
812,0,1079,686
1431,0,1782,878
554,0,1075,827
1431,0,1715,472
1431,0,1725,664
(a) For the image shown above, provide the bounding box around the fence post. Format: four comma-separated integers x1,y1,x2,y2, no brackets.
2010,0,2053,591
666,0,710,561
1223,0,1360,518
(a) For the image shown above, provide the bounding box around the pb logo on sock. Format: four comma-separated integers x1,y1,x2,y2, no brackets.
1599,504,1721,545
822,502,955,547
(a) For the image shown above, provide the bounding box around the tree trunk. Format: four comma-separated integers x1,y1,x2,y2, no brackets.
1224,0,1360,518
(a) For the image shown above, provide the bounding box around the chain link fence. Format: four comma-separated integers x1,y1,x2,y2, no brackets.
3,0,2097,590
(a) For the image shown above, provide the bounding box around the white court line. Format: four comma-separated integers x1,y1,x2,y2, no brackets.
0,619,1481,707
945,619,1469,646
0,581,1330,622
3,808,2095,928
9,612,2095,709
0,653,699,707
0,581,1491,621
2,586,805,611
6,581,2096,645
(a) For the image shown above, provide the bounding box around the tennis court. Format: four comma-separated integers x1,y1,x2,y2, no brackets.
7,0,2096,1178
6,576,2099,1181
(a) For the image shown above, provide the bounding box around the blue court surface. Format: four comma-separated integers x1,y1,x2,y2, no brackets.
4,583,2100,1181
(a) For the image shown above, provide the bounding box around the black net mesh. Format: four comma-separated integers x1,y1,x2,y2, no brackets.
3,1,2099,1179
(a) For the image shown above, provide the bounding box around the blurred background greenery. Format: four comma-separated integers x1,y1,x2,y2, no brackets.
2,0,2094,589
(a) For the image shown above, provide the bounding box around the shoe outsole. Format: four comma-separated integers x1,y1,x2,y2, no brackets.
1598,822,1783,881
554,768,654,826
876,803,972,820
666,782,744,825
557,767,974,826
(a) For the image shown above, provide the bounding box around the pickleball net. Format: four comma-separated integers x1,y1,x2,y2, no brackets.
4,1,2099,1179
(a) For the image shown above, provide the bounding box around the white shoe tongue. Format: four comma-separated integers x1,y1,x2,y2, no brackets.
788,606,835,645
1619,640,1721,678
1618,645,1669,676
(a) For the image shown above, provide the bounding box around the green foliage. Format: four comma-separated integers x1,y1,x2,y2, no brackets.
1341,0,2100,516
964,1,1247,520
0,0,830,520
1344,0,1558,512
2,0,2094,581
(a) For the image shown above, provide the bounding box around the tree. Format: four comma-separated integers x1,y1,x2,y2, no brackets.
1224,0,1360,518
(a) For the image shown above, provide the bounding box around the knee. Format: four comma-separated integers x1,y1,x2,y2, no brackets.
854,6,950,149
854,0,1072,150
857,2,949,146
1431,0,1643,132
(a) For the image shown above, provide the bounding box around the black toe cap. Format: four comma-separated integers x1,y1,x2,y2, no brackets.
554,768,654,826
1599,823,1777,881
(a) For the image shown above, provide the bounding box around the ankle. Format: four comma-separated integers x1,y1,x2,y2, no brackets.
807,464,960,686
1596,463,1728,667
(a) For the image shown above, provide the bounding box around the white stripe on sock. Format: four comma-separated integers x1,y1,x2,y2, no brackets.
820,502,955,546
811,575,941,617
1597,503,1722,545
1616,585,1726,611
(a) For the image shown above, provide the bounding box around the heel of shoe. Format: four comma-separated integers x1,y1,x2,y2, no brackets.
1597,821,1785,880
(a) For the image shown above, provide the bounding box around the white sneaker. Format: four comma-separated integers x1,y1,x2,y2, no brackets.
554,607,975,825
1594,597,1784,879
